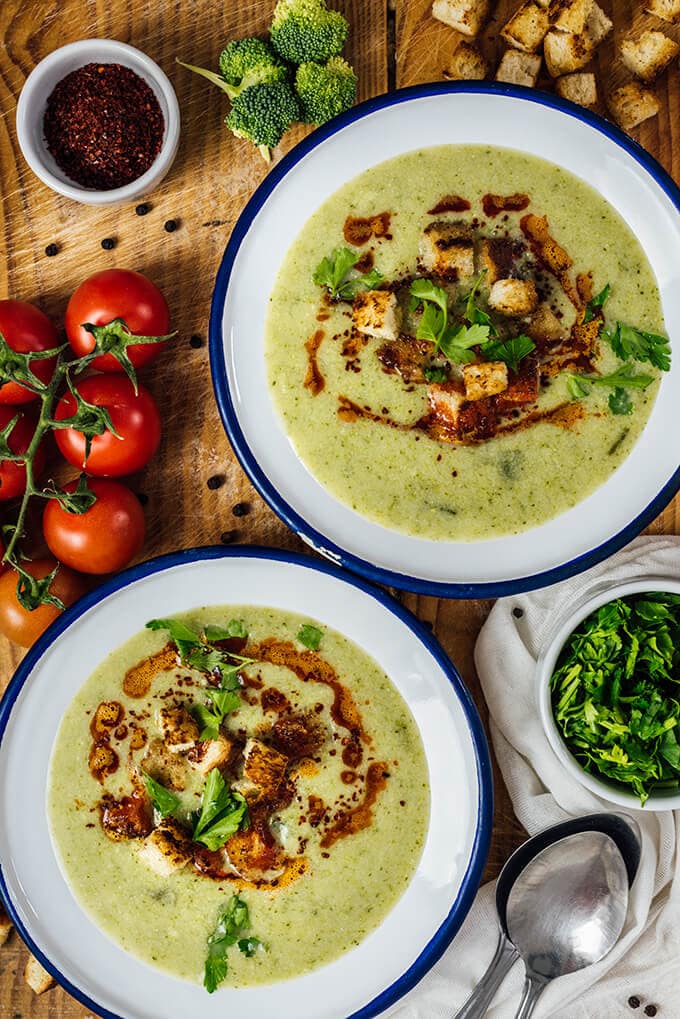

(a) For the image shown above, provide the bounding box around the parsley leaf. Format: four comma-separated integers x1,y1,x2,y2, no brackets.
193,769,249,851
238,936,264,957
143,772,180,818
298,624,323,650
608,388,633,416
583,282,611,323
569,365,654,397
410,279,490,359
423,364,449,383
204,895,252,993
605,321,671,372
146,617,254,687
204,619,248,641
312,247,383,301
439,322,489,363
481,334,535,374
463,271,498,336
146,617,202,664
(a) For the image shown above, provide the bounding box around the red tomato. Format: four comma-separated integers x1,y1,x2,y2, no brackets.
0,557,87,647
43,479,145,574
66,269,171,373
0,406,46,500
0,300,60,404
53,376,161,477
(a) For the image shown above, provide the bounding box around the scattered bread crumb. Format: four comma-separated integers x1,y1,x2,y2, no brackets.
495,49,543,86
24,954,56,995
443,41,488,79
620,29,680,82
608,81,661,129
555,71,598,105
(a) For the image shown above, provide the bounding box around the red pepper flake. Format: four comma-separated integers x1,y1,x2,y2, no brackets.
43,63,164,190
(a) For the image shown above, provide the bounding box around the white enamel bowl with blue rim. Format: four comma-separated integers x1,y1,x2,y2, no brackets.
210,83,680,598
0,546,491,1019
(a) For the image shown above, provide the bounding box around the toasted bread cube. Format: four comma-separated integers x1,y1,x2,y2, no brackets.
620,30,679,82
443,41,488,79
432,0,490,37
489,279,538,317
158,706,200,753
501,1,550,51
645,0,680,22
24,955,56,995
352,290,402,340
586,1,613,44
0,906,11,946
528,304,564,343
608,82,660,129
143,737,189,790
234,738,288,803
549,0,593,34
544,29,593,76
188,734,233,775
419,220,475,279
139,819,192,876
463,361,509,400
427,382,467,427
495,49,542,86
555,72,598,106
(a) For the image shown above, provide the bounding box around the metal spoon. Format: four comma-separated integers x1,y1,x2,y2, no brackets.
507,830,629,1019
453,813,640,1019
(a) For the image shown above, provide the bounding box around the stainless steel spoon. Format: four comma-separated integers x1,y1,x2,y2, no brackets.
453,813,640,1019
507,830,629,1019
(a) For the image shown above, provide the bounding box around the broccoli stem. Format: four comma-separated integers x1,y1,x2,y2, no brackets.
259,145,272,163
177,59,237,99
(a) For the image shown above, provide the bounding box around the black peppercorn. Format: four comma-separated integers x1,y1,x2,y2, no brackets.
164,219,178,233
189,334,204,349
207,474,224,491
232,502,250,517
101,237,116,250
220,529,238,544
45,243,59,257
628,997,641,1009
135,202,151,216
644,1007,658,1017
513,607,524,618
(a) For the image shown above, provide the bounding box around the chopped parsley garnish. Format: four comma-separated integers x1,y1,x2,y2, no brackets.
204,895,263,993
297,623,324,650
568,364,654,407
409,278,489,362
481,333,535,374
583,282,610,323
146,617,254,685
143,772,180,818
608,388,633,416
204,619,248,641
605,321,671,372
193,687,243,741
550,592,680,804
463,271,498,336
423,364,449,383
313,247,382,301
193,769,249,851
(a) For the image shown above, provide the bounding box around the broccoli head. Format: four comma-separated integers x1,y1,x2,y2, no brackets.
226,81,301,155
295,56,356,125
270,0,349,64
218,37,283,85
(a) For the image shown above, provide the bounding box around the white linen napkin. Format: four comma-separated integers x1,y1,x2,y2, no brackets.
389,535,680,1019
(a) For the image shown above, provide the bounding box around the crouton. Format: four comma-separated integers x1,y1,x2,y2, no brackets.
101,792,153,841
544,29,593,76
555,72,598,106
463,361,509,400
586,2,613,45
427,381,466,430
234,738,288,804
476,237,519,285
527,304,565,344
549,0,593,34
645,0,680,22
143,737,189,790
620,30,679,82
352,290,402,340
138,818,193,876
24,955,56,995
0,906,12,946
489,279,538,317
225,828,286,884
188,734,234,775
443,41,488,80
432,0,490,37
158,706,200,753
419,220,475,279
608,82,660,129
495,49,542,86
501,1,550,52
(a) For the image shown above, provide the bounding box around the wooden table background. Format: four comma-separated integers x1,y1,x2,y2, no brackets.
0,0,678,1014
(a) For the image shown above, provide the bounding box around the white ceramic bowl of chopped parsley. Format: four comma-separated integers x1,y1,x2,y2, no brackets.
538,579,680,810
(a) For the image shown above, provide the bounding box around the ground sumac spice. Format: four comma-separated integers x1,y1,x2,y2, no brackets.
43,63,164,190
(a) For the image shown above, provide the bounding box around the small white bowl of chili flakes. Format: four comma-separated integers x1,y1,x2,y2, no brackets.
16,38,180,206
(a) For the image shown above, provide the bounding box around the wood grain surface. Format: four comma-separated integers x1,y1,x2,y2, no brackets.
0,0,678,1014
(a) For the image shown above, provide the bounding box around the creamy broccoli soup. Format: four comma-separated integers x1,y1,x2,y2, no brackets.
49,607,429,989
265,145,667,540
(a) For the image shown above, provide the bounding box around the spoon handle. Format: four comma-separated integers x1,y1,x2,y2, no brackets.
453,933,519,1019
513,975,546,1019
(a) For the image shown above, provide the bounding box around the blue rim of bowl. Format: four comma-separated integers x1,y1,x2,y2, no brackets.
0,544,493,1019
209,81,680,599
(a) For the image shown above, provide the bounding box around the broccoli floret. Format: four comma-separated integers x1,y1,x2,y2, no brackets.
218,37,283,86
226,81,301,159
270,0,349,64
295,56,356,125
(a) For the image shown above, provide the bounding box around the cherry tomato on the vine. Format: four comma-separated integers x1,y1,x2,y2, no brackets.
0,406,46,500
43,479,145,575
53,376,162,477
66,269,171,373
0,300,60,404
0,557,87,647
